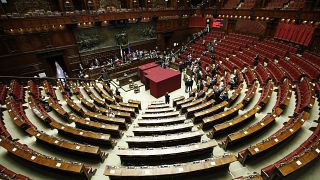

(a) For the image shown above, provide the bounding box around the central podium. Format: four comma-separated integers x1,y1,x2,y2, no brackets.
139,63,181,98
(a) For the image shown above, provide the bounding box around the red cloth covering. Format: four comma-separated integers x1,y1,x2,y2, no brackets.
144,67,181,98
138,62,159,84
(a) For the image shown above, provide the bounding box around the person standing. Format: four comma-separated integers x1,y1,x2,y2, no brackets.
115,88,120,96
179,61,184,73
184,76,189,93
189,78,194,92
165,92,170,104
253,54,259,67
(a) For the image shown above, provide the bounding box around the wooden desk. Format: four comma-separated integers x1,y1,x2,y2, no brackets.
276,143,320,177
104,155,236,179
150,101,165,105
181,97,206,114
209,105,261,137
147,104,170,109
89,93,106,107
84,111,127,130
80,82,93,96
128,99,142,109
223,112,277,150
116,140,217,165
125,130,204,148
114,95,123,103
144,107,174,114
186,99,215,118
92,82,115,105
63,95,84,116
132,122,194,136
49,120,114,147
101,82,113,96
202,103,244,130
43,80,57,100
205,91,215,101
6,98,29,129
25,127,107,161
57,80,66,95
197,89,207,99
95,106,132,123
48,98,69,122
69,114,122,138
243,81,258,107
118,102,140,113
228,83,244,106
259,81,274,106
176,97,195,110
138,116,186,126
70,82,81,95
141,111,180,119
101,93,116,104
238,112,309,164
77,94,96,112
194,101,228,123
189,88,197,98
0,137,95,179
118,72,139,86
234,174,263,180
172,96,185,107
108,104,136,117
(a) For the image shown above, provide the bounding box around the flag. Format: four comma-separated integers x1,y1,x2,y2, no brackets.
55,61,66,85
128,43,131,54
120,45,123,60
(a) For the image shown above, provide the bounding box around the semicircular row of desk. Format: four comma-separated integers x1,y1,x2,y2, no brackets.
112,63,318,179
0,79,141,179
0,55,319,180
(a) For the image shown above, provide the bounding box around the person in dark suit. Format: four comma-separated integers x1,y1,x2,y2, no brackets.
189,78,194,92
219,91,229,102
178,61,184,73
115,88,120,96
211,75,217,87
197,80,204,92
213,86,220,101
254,54,259,66
165,92,170,104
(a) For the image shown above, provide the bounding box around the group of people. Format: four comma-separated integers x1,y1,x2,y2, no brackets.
157,49,177,69
184,76,194,93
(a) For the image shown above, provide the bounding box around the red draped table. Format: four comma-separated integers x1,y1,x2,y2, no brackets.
144,67,181,98
138,62,159,84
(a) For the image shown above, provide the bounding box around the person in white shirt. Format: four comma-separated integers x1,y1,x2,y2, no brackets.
242,67,248,74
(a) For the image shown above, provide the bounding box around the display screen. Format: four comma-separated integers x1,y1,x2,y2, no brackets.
212,18,225,28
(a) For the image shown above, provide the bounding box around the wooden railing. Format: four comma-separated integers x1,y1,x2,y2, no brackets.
1,8,319,30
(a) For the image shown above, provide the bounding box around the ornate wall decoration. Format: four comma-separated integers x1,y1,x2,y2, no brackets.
152,0,167,8
99,0,121,9
75,31,102,51
14,0,50,13
74,21,156,52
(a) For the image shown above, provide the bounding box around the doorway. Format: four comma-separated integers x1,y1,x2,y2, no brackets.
46,55,67,77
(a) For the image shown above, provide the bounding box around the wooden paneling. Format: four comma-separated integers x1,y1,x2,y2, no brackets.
0,29,80,77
